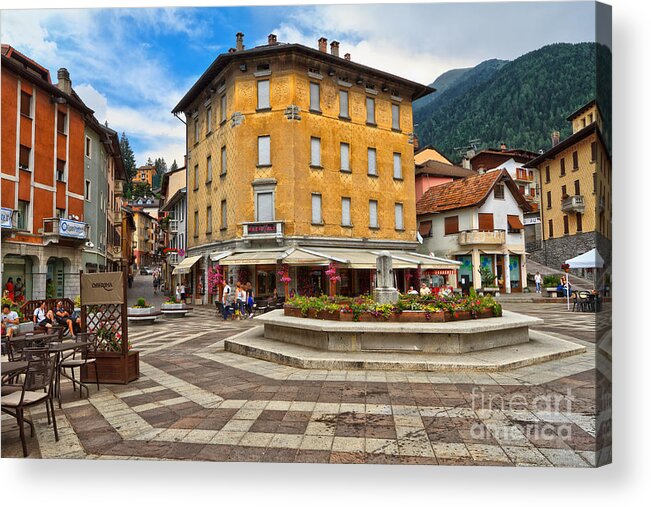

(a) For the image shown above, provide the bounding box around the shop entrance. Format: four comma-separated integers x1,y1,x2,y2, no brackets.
2,255,33,303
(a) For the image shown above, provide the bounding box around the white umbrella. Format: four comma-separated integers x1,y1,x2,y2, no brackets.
565,248,604,311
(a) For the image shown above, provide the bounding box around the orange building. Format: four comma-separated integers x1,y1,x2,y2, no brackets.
131,164,156,186
1,45,91,299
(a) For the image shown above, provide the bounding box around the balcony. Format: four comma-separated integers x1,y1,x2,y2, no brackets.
112,209,122,223
242,221,284,243
42,217,89,244
115,180,124,197
514,169,534,182
561,195,585,214
457,229,506,246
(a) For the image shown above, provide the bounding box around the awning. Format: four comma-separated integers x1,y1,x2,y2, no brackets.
172,255,202,275
209,250,233,262
219,250,284,265
387,251,460,270
281,247,347,266
566,248,604,269
479,250,504,255
418,221,432,236
507,215,524,230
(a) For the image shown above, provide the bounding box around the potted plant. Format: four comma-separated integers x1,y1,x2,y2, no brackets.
161,295,186,311
73,294,81,313
128,297,155,316
479,266,499,294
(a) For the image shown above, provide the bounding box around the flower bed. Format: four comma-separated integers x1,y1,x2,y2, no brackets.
283,291,502,322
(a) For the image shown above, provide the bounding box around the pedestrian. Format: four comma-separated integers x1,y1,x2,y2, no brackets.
5,277,14,302
407,285,418,295
128,273,134,288
534,271,542,294
33,301,54,330
245,281,255,319
221,279,233,320
153,274,159,294
235,282,246,319
180,282,186,302
175,283,181,302
54,301,76,337
13,277,24,303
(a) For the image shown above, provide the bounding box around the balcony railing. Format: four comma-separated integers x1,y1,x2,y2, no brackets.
514,169,534,182
457,229,506,246
242,221,284,239
561,195,585,213
42,217,89,243
115,180,124,197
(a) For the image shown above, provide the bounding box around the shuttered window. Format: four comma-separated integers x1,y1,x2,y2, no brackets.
591,141,597,162
546,191,552,208
193,165,199,190
221,200,227,228
19,145,30,170
258,136,271,166
545,166,550,183
576,213,583,232
419,220,432,238
367,148,377,175
311,194,322,224
194,211,199,236
563,215,569,235
220,94,227,122
548,219,554,238
493,183,505,199
20,91,31,117
574,179,580,195
309,82,320,111
391,103,400,130
256,192,274,222
339,90,349,118
341,197,351,226
206,156,212,183
395,203,404,230
57,111,67,134
393,153,402,179
221,146,227,175
478,213,494,231
340,143,350,172
444,216,459,235
560,157,566,176
257,80,270,109
194,118,199,143
310,137,321,167
206,106,212,133
369,200,378,228
572,150,579,169
366,97,375,124
206,206,212,233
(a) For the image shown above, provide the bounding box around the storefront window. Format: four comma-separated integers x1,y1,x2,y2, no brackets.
509,255,521,289
256,266,277,297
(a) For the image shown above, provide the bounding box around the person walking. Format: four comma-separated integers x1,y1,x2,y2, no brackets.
235,282,246,319
534,272,542,294
179,282,186,302
221,279,233,320
175,283,181,302
245,282,255,319
153,274,160,295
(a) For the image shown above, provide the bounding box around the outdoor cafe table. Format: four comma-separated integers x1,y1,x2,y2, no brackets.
48,341,87,408
1,360,28,381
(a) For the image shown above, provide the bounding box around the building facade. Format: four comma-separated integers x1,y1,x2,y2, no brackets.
172,33,459,301
414,159,474,202
131,164,155,187
417,170,530,293
159,165,187,291
1,45,92,300
524,101,611,270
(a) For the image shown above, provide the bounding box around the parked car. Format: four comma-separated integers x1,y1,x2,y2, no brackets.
139,268,149,275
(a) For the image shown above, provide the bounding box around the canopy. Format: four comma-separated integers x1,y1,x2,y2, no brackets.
565,248,605,269
172,255,202,275
219,250,284,265
507,215,524,230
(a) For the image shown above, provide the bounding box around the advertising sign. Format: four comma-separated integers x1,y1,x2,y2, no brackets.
59,218,87,239
80,271,124,305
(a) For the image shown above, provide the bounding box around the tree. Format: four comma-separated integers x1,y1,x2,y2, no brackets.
120,132,137,198
170,159,179,172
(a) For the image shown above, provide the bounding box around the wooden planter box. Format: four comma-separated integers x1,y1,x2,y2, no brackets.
80,350,140,384
284,306,303,318
444,310,472,322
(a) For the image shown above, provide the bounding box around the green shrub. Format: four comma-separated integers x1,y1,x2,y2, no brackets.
543,275,561,287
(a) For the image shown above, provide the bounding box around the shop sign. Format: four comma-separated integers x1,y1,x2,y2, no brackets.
1,208,14,229
59,219,87,239
247,223,277,235
523,217,541,225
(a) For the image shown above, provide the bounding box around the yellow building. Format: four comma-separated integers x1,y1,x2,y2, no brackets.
524,100,611,270
171,33,462,301
131,164,155,186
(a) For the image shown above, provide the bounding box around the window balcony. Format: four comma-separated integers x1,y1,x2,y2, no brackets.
514,169,534,182
112,209,122,223
42,217,89,244
457,229,506,246
114,180,124,197
561,195,585,214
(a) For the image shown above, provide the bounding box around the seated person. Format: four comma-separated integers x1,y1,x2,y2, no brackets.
2,303,20,338
33,301,54,329
54,301,76,337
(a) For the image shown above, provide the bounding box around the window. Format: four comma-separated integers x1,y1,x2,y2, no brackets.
85,180,91,200
576,213,583,232
339,90,349,118
206,106,212,133
591,141,597,162
17,200,29,230
309,82,320,112
341,197,351,226
340,143,350,172
548,219,554,238
56,159,66,182
391,103,400,130
574,179,581,195
256,192,274,222
257,80,270,110
221,200,227,229
206,206,212,233
366,97,375,124
369,200,378,228
56,111,67,135
478,213,494,231
194,118,199,144
367,148,377,176
193,164,199,190
393,153,402,179
310,137,321,167
419,220,432,238
588,113,593,124
561,185,568,198
220,94,227,123
563,215,569,235
560,157,566,176
206,156,212,183
56,208,65,219
311,193,322,224
493,183,505,199
193,211,199,236
258,136,271,166
19,145,30,170
545,166,550,183
20,91,32,117
593,172,597,193
444,216,459,235
220,146,227,175
572,150,579,169
394,203,404,230
100,191,104,211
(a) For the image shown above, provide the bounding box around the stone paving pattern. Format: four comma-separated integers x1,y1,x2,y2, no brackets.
1,277,606,466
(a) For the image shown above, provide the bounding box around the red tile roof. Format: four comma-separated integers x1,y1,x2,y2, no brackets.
416,169,531,215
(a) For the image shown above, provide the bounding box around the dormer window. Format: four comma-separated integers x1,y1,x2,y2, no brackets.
494,182,505,200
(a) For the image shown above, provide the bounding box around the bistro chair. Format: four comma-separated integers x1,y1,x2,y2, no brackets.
59,332,100,399
1,353,59,457
578,291,592,312
253,297,268,316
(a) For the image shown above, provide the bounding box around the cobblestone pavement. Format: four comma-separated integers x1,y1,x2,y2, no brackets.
2,290,604,466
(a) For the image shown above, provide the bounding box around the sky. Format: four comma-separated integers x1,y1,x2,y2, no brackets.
0,1,596,169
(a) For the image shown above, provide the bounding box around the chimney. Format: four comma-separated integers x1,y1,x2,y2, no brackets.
236,32,244,51
330,40,340,57
318,37,328,53
500,142,507,151
413,133,420,151
551,130,560,147
56,68,72,95
477,163,486,175
344,53,351,61
268,33,277,45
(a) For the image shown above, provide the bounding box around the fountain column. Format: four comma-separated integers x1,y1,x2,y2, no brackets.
373,251,399,304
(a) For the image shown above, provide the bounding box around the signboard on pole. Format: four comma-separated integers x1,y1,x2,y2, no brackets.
80,271,124,305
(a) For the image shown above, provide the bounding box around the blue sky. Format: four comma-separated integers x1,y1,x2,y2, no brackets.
1,2,596,168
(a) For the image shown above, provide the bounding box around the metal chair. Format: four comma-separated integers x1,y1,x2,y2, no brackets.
59,332,100,399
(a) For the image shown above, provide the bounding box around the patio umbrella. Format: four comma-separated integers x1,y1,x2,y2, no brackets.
565,248,604,311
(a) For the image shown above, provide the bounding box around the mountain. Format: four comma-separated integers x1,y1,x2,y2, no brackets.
414,43,608,163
